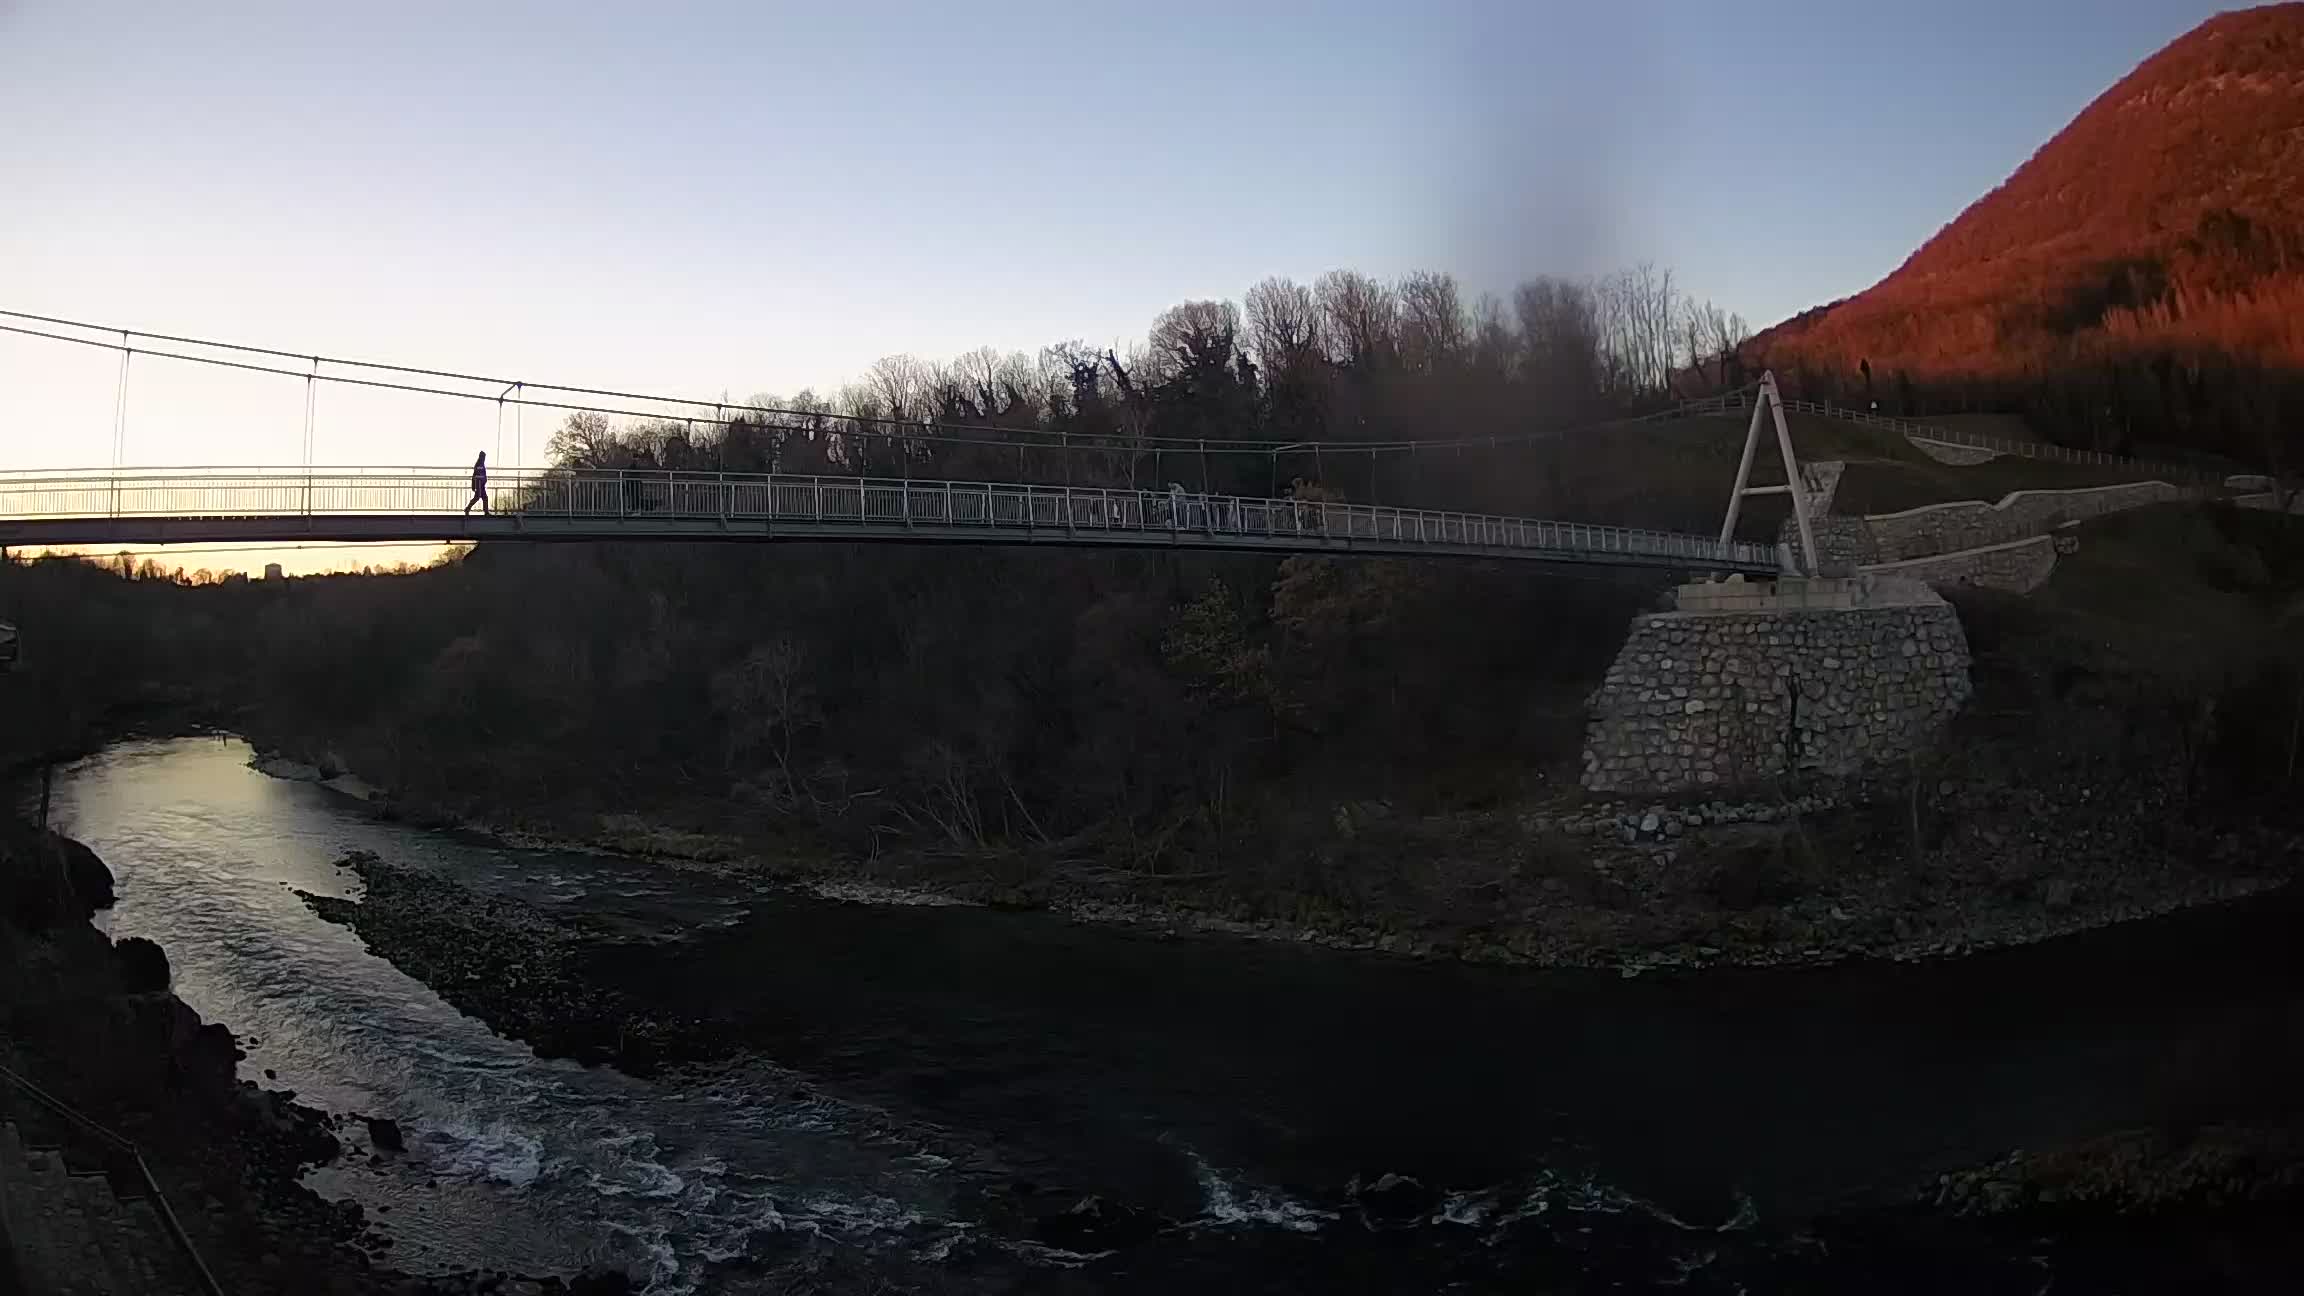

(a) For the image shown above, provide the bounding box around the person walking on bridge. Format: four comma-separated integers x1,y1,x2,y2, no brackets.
464,451,489,515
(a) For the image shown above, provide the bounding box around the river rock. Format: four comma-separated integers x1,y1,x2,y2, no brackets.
251,753,325,782
115,935,171,992
366,1116,407,1153
299,852,721,1077
1349,1171,1436,1229
0,824,117,928
54,833,116,911
1036,1195,1163,1250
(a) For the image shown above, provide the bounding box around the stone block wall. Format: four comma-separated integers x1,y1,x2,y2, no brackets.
1799,461,1845,516
1786,516,1880,574
1581,590,1972,795
1908,438,2003,465
1862,535,2058,595
1862,481,2187,561
2236,491,2304,515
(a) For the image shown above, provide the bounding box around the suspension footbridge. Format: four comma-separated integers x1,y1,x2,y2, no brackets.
0,309,1793,574
0,469,1782,572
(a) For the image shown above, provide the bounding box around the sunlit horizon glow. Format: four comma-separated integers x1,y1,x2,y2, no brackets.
1,0,2236,573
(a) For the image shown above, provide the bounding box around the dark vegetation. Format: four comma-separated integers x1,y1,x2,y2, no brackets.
5,239,2304,944
6,260,1751,913
505,261,1764,531
1749,4,2304,479
7,493,2303,956
4,169,2303,939
1957,504,2304,799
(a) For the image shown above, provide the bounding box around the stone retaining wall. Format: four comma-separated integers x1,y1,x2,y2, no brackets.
1800,461,1845,516
1862,481,2188,560
2236,491,2304,515
1792,516,1881,574
1581,583,1972,795
1861,535,2058,595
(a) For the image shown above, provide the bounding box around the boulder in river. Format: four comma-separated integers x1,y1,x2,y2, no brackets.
0,825,115,928
1349,1171,1436,1229
1036,1194,1165,1250
53,833,115,910
115,935,171,992
366,1116,407,1153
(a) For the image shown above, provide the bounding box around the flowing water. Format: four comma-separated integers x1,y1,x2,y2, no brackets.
45,737,2304,1293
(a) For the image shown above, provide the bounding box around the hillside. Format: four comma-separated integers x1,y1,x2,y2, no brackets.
1748,4,2304,470
1461,410,2183,540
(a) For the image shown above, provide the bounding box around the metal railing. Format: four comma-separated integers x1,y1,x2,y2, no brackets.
0,467,1782,571
1673,390,2233,485
0,1058,224,1296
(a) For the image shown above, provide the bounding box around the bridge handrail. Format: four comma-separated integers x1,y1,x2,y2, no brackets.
0,1058,226,1296
0,468,1780,570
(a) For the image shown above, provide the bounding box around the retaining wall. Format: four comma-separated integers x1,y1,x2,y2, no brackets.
1862,481,2189,560
1861,535,2059,595
2236,491,2304,515
1581,579,1972,795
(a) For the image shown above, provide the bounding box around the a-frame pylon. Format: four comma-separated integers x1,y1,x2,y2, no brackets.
1717,370,1818,576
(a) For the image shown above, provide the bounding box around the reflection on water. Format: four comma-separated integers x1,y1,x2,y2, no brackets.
50,738,972,1291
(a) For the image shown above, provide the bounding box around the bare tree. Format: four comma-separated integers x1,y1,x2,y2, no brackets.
1469,292,1515,380
1514,276,1603,404
865,354,936,425
547,411,620,467
1397,270,1468,373
1680,298,1751,393
1147,300,1243,379
1596,262,1683,395
945,346,1008,417
1315,270,1398,369
710,636,820,801
1244,276,1323,382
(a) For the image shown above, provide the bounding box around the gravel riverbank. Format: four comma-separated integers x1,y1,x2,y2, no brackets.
278,746,2298,979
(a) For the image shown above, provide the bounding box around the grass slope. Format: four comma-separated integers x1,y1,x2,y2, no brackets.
1522,412,2191,540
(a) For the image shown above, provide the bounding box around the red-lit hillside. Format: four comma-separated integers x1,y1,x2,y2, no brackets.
1750,4,2304,465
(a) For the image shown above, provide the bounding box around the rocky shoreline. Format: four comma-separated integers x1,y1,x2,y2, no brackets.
0,821,638,1296
296,852,724,1077
1929,1119,2304,1218
250,741,2301,979
277,834,2304,1294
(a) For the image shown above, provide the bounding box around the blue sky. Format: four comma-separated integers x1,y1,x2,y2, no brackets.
0,0,2247,563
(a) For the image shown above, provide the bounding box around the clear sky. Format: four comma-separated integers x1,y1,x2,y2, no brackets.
0,0,2246,570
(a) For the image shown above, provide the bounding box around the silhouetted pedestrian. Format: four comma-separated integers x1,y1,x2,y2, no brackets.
465,452,489,515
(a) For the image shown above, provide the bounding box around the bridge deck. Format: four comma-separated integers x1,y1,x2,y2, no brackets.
0,469,1782,573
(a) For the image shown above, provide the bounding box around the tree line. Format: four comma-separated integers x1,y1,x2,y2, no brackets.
534,264,1751,519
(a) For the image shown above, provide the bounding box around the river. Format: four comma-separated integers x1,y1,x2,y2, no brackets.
44,737,2304,1293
